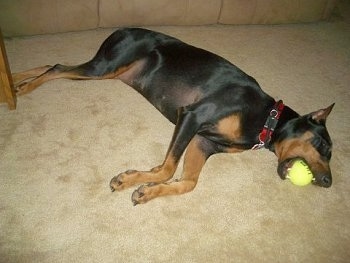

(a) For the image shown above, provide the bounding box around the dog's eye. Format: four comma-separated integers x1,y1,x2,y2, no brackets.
311,136,332,159
312,136,322,146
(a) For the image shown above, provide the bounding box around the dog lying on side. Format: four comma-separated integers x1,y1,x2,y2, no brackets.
13,28,334,205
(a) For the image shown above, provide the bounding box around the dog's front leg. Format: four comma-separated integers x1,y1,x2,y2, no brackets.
109,158,178,191
131,135,212,205
110,107,201,194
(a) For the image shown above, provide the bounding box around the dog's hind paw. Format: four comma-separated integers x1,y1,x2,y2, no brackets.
15,82,28,95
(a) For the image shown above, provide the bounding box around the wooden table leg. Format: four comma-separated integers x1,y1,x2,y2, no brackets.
0,29,16,110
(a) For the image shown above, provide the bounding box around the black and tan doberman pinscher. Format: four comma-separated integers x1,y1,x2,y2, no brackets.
13,28,334,205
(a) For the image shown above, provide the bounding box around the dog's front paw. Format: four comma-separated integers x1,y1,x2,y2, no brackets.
131,185,151,205
110,170,137,191
131,183,163,205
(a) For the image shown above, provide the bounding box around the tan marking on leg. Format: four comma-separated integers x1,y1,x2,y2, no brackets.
110,155,178,191
12,66,52,84
16,61,140,95
131,135,207,204
15,65,95,95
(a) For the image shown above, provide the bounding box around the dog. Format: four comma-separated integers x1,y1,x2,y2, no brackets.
13,28,334,205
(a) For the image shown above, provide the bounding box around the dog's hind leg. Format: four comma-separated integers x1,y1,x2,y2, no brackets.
12,66,52,84
14,59,138,95
13,32,138,95
14,63,107,95
13,28,168,95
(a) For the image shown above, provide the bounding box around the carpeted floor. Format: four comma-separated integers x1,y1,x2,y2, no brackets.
1,21,349,263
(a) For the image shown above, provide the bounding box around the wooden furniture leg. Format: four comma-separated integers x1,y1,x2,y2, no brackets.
0,29,16,110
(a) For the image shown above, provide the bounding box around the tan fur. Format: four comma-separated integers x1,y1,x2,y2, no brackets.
216,114,241,141
274,131,330,174
130,135,207,204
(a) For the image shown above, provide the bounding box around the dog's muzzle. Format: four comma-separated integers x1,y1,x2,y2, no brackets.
314,172,332,188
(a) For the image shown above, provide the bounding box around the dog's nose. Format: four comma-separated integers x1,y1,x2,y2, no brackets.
320,174,332,188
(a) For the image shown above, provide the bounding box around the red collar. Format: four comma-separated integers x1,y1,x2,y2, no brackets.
252,100,284,150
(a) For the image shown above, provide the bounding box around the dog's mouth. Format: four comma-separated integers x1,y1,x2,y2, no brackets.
277,158,309,181
277,158,293,179
277,158,332,188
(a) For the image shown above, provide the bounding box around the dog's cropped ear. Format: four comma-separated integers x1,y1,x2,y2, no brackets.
311,103,335,123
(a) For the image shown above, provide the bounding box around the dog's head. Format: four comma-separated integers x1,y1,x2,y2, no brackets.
273,104,334,187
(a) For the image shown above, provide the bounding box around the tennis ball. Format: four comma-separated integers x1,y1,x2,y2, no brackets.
286,159,313,186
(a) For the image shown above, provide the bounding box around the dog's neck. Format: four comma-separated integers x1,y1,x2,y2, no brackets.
267,104,300,152
253,100,296,150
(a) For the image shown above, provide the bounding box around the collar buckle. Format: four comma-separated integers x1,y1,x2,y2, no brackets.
252,100,284,150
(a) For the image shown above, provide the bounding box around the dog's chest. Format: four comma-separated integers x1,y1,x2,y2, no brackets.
215,114,242,141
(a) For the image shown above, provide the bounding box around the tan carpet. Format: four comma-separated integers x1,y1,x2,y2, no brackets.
1,22,350,263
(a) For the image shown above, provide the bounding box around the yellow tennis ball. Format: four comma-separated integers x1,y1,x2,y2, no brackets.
287,159,313,186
